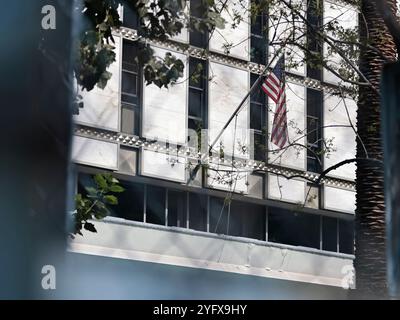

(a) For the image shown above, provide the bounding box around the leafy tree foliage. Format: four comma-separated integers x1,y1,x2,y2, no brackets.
73,173,125,236
74,0,225,95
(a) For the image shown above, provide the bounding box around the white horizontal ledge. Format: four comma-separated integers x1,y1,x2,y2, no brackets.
69,219,354,288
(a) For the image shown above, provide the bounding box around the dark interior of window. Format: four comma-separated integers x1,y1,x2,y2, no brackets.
250,73,266,161
210,197,228,235
77,173,352,253
307,88,323,173
168,190,187,228
339,219,354,254
122,3,139,30
146,185,166,226
250,0,267,65
210,197,265,240
230,201,266,240
268,207,320,249
190,0,208,48
306,0,322,80
121,40,141,136
322,216,337,252
109,180,144,222
189,192,208,231
77,174,145,222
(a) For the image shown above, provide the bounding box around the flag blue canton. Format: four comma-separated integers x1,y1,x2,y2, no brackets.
272,55,285,83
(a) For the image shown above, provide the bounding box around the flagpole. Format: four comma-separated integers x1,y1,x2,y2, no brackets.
186,47,285,184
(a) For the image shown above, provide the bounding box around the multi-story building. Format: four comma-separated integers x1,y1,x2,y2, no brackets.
68,0,359,299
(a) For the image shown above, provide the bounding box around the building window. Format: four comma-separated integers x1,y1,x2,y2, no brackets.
122,4,139,30
339,219,354,254
322,216,338,252
167,190,187,227
229,200,265,240
250,73,266,161
307,88,323,173
250,0,268,64
210,197,228,234
121,40,141,136
190,0,208,48
268,207,321,249
188,57,207,145
307,0,322,80
146,185,166,225
109,180,144,222
210,197,266,240
189,192,208,231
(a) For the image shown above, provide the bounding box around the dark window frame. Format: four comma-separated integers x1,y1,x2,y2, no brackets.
121,39,143,136
306,88,323,174
250,0,268,65
250,73,267,161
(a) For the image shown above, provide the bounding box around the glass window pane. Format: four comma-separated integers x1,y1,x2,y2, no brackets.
307,155,320,173
250,73,265,104
122,72,137,96
190,0,208,48
307,65,322,81
307,116,318,145
146,185,166,226
250,103,262,131
251,14,263,36
77,173,93,196
229,201,265,240
123,5,139,29
190,30,208,48
322,216,338,252
121,93,137,105
210,197,228,235
189,58,205,88
109,180,144,222
168,190,187,228
339,219,354,254
122,40,138,72
250,35,266,65
307,88,322,118
268,207,320,249
189,193,207,231
189,88,202,118
78,174,145,222
254,132,265,161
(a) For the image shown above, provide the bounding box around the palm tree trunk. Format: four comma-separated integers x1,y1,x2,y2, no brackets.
354,0,397,298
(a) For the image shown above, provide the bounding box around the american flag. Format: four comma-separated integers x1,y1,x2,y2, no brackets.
261,55,288,149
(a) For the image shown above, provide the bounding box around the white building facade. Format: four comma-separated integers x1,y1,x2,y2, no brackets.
68,0,359,299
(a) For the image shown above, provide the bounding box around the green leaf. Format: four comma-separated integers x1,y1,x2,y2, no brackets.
85,186,98,196
84,222,97,233
94,174,108,190
103,195,118,205
109,185,125,193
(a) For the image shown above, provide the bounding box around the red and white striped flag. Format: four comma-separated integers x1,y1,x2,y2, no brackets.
261,55,288,149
